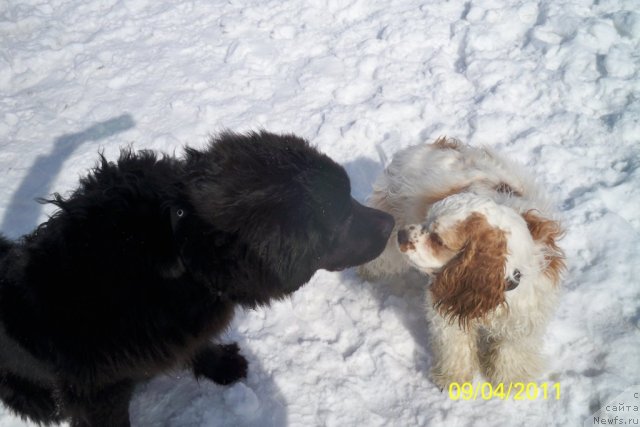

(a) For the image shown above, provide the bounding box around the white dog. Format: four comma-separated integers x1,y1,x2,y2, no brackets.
359,138,565,388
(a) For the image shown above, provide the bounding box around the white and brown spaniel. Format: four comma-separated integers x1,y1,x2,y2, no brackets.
359,137,565,388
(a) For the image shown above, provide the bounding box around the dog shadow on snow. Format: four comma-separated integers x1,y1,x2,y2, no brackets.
0,114,135,238
342,156,435,378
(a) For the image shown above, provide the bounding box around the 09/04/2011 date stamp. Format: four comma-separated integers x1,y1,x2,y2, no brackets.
448,382,561,401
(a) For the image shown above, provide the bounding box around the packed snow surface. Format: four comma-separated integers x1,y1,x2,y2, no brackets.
1,0,639,426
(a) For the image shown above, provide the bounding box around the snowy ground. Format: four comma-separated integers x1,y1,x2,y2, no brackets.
1,0,639,426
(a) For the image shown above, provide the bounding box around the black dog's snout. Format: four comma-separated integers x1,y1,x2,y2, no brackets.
359,201,394,240
375,211,395,239
320,200,395,272
397,229,409,246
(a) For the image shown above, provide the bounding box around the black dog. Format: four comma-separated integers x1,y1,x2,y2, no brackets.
0,131,394,426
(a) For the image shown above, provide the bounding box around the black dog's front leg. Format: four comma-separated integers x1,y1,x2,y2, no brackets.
192,343,248,385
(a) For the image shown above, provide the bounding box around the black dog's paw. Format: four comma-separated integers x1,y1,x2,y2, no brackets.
211,344,248,385
193,343,248,386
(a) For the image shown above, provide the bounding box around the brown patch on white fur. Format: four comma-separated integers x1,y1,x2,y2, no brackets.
432,136,461,151
426,231,453,259
417,185,469,220
422,185,469,206
522,210,566,284
398,240,415,253
430,212,508,329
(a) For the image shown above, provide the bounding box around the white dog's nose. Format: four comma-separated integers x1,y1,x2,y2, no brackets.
397,229,409,246
397,228,417,253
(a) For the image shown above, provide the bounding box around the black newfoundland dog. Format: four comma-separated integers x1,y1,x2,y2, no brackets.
0,131,394,426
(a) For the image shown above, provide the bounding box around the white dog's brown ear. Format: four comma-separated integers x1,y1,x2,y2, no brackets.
522,210,566,284
430,213,508,329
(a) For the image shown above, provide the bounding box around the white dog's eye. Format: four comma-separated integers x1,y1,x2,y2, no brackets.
429,233,444,247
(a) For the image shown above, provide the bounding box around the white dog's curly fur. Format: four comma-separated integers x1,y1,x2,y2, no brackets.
359,137,565,388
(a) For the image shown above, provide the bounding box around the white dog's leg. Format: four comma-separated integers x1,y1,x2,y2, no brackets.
480,334,545,385
427,302,479,389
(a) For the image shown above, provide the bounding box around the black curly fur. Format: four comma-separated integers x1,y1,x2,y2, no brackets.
0,131,394,426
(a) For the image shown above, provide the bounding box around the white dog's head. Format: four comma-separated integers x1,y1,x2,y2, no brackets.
397,193,564,327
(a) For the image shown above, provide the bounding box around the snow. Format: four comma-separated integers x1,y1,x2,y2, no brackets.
1,0,639,426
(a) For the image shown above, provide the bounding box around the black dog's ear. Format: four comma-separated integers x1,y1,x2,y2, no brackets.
169,201,304,307
183,146,223,184
170,204,235,288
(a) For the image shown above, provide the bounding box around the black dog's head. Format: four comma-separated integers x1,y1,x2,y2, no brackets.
180,131,394,306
